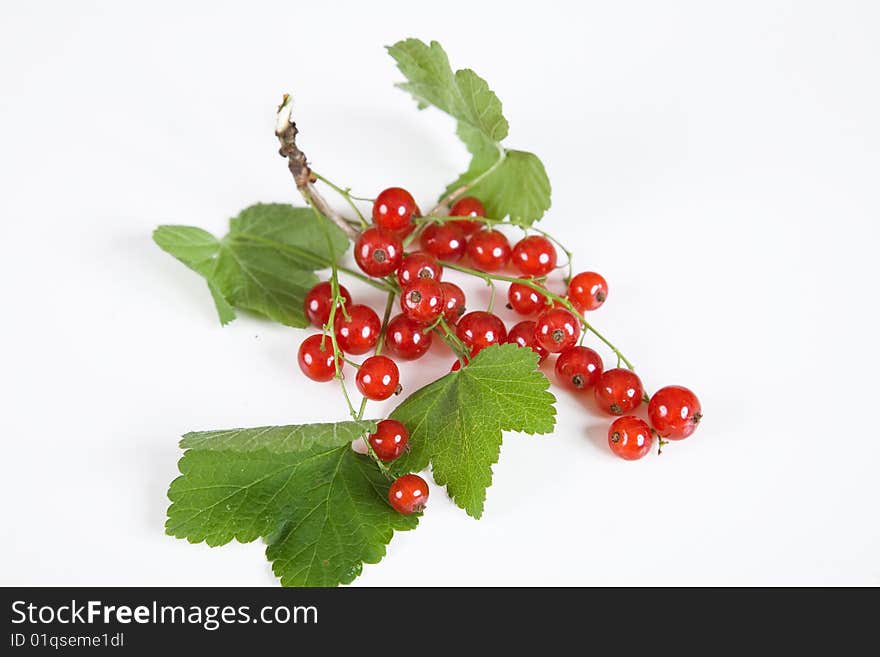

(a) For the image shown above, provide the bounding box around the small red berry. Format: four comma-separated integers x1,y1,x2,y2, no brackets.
396,252,442,287
534,308,580,353
297,334,341,382
449,196,486,235
511,235,557,277
420,222,466,261
356,355,401,401
555,346,603,391
388,473,429,514
368,419,409,461
506,320,549,363
648,385,702,440
333,304,381,355
384,313,433,360
354,227,403,277
568,271,608,312
608,416,654,461
450,356,470,371
507,281,548,315
303,281,352,328
456,311,507,354
594,368,644,415
373,187,419,231
400,278,445,324
439,282,466,324
466,229,510,271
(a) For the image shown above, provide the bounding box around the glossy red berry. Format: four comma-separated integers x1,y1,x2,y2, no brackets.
568,271,608,312
507,281,548,315
384,313,433,360
534,308,580,353
420,222,466,261
388,474,429,514
456,311,507,354
297,334,341,382
356,355,401,401
368,419,409,461
396,252,442,287
594,368,644,415
303,281,352,328
354,227,403,277
511,235,557,277
449,196,486,235
506,320,549,363
648,385,702,440
466,229,511,271
439,282,466,324
400,278,445,323
333,304,381,355
373,187,419,231
608,416,654,461
555,346,603,391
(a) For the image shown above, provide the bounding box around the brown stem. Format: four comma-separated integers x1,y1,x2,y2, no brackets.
274,94,359,239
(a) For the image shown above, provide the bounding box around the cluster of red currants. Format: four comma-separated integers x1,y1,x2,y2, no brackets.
297,186,701,514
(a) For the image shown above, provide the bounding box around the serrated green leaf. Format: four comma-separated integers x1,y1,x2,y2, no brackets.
167,420,416,587
154,203,349,328
180,420,376,452
445,125,552,225
153,225,220,277
390,344,556,519
387,39,508,141
388,39,551,223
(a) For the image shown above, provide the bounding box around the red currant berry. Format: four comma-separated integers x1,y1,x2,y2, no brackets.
355,227,403,277
420,222,466,261
439,281,466,324
368,419,409,461
466,229,511,271
568,271,608,312
297,334,341,382
388,474,429,514
648,385,702,440
450,356,470,372
356,355,401,401
534,308,580,353
384,313,433,360
303,281,352,328
333,304,381,355
511,235,557,277
506,320,549,363
372,187,419,231
400,278,445,324
449,196,486,235
456,311,507,354
507,281,548,315
594,368,644,415
396,252,442,287
608,416,654,461
555,346,603,391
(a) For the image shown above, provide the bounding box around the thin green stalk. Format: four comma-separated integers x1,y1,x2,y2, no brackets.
312,170,369,229
337,265,396,293
439,260,636,371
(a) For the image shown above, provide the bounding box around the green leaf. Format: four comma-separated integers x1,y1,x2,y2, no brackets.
154,203,350,327
445,125,552,225
386,39,508,141
387,39,551,224
167,420,418,587
390,344,556,519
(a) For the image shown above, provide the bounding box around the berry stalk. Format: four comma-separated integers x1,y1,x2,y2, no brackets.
439,260,636,371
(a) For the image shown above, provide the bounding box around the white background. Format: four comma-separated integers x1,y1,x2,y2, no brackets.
1,1,878,586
